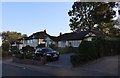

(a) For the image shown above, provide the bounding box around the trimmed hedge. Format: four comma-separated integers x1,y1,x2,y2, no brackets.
70,38,120,66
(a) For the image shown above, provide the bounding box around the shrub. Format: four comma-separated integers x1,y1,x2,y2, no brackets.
95,39,120,56
70,38,120,66
10,46,20,54
16,45,35,59
78,41,99,60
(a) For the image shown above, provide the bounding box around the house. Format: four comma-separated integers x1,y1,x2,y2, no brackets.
49,30,102,48
11,30,102,50
11,38,24,50
25,30,47,48
12,30,52,49
46,34,58,47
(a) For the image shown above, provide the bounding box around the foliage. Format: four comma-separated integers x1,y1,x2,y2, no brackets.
79,39,120,57
70,38,120,66
19,45,35,59
1,31,27,57
2,41,10,57
78,41,99,60
2,41,10,52
1,31,27,43
68,2,118,34
10,46,20,54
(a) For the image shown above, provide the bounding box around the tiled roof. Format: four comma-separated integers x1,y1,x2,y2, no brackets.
49,30,102,41
57,31,89,41
47,34,58,41
29,31,46,39
15,30,102,43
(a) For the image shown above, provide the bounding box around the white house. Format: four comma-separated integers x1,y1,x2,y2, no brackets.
12,30,52,49
50,30,102,48
11,30,102,50
10,38,24,50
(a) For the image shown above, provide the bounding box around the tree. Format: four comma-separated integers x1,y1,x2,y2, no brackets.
22,34,27,37
68,2,117,33
1,31,28,56
2,31,27,43
2,41,10,52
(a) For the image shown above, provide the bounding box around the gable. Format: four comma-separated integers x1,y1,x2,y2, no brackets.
85,32,96,37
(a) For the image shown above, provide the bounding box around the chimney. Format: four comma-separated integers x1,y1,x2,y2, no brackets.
59,32,62,36
44,29,46,33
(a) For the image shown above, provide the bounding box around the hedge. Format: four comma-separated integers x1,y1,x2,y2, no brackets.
70,38,120,66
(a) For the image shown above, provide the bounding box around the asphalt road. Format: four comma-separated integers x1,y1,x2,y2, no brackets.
2,63,55,76
2,54,119,76
46,53,73,68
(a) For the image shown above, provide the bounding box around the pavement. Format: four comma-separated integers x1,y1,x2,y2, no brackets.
2,54,119,76
46,54,119,76
78,55,119,76
46,53,73,68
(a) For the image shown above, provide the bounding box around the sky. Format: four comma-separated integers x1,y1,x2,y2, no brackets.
1,1,120,46
2,2,73,36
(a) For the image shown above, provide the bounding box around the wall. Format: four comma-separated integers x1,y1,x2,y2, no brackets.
58,41,66,48
58,40,82,48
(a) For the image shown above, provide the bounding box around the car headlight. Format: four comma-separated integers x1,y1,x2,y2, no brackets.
46,54,51,56
53,51,59,55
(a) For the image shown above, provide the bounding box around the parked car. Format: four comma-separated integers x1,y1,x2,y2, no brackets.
34,47,60,61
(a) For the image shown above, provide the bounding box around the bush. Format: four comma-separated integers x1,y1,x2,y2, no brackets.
95,39,120,56
78,41,99,60
70,38,120,66
10,46,20,54
79,39,120,58
16,45,35,59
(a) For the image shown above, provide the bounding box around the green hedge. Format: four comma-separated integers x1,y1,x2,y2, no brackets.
78,41,99,60
70,38,120,66
94,39,120,56
79,39,120,57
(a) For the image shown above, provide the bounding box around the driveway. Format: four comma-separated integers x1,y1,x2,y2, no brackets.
46,53,119,76
46,53,73,68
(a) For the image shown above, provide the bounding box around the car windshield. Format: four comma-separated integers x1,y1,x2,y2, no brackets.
42,48,53,52
35,48,42,53
37,50,42,52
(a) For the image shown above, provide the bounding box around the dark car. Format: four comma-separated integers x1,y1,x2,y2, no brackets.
34,47,60,61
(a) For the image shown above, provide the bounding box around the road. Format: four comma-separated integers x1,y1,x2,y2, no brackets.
2,54,119,76
2,63,54,76
2,61,113,76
